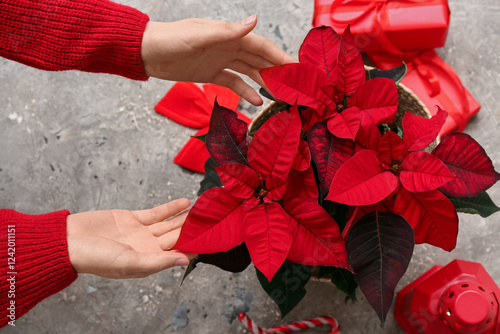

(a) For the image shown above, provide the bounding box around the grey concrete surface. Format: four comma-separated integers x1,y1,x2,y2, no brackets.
1,0,499,333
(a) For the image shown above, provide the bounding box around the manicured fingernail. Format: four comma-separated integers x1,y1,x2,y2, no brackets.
241,15,256,27
175,258,189,267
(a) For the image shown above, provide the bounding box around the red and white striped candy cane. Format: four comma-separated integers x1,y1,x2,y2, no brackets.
238,313,340,334
238,313,265,334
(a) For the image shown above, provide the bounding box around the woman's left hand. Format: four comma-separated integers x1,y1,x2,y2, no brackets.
66,198,195,279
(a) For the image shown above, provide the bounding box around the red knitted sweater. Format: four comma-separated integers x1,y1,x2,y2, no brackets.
0,0,150,80
0,0,152,327
0,210,78,327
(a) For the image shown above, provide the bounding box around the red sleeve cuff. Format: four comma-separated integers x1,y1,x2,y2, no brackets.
0,209,78,327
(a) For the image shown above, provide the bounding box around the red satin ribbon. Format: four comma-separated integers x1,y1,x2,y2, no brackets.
368,50,470,132
155,82,250,173
410,56,441,97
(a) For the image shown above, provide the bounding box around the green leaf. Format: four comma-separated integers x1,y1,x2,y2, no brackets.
181,255,199,285
193,133,207,143
197,243,252,273
318,266,358,301
259,87,276,101
396,125,403,138
181,244,252,285
206,101,250,166
256,260,312,318
367,63,407,85
198,158,222,196
322,200,336,216
380,123,391,135
331,268,358,301
333,203,350,233
322,201,350,233
448,192,500,218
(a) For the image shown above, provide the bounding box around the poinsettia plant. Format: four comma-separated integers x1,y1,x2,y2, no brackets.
173,26,500,324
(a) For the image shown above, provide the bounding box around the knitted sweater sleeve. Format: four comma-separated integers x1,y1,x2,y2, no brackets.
0,209,78,328
0,0,150,80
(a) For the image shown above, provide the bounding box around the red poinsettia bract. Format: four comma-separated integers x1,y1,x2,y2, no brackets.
174,105,350,281
328,108,460,250
260,26,398,140
327,107,500,251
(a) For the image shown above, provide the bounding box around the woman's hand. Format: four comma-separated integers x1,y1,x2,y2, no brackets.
66,198,194,279
141,16,297,106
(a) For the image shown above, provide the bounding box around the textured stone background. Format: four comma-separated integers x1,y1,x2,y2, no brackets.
1,0,499,333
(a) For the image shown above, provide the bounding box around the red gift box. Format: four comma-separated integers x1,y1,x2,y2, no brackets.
313,0,450,53
367,49,481,137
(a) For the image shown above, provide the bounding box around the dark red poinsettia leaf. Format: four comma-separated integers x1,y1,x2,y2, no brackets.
307,122,355,195
215,163,259,199
174,111,251,173
355,122,382,152
345,211,414,325
174,126,210,173
403,107,448,151
248,105,302,180
327,106,362,140
260,63,333,115
400,151,456,192
155,82,212,129
300,107,322,134
283,167,319,202
298,26,340,78
347,78,398,125
284,198,351,270
235,112,253,126
394,187,458,251
244,202,293,282
174,187,245,253
336,26,365,98
292,140,311,171
327,150,399,206
206,101,249,167
202,83,241,111
266,175,288,202
432,133,500,197
377,131,406,167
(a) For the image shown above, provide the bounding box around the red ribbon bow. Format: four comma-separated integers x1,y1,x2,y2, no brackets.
155,83,251,173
